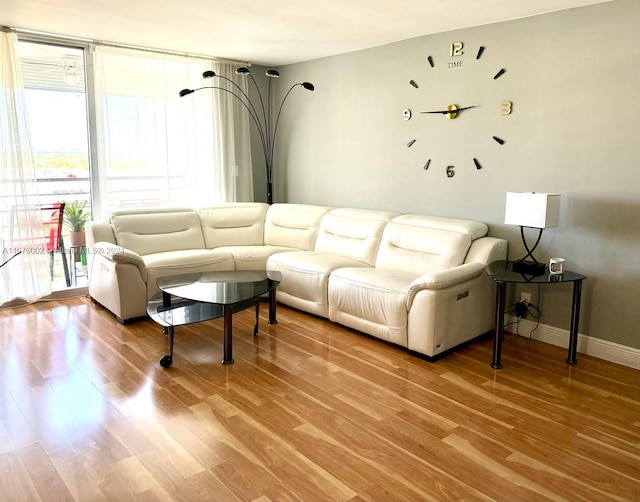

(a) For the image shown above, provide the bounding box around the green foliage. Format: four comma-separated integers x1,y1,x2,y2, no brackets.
34,152,150,173
34,152,89,171
63,200,91,232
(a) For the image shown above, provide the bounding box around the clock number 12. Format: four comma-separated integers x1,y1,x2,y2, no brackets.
450,42,464,57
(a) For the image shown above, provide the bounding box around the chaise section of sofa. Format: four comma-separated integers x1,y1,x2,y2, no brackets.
328,214,508,359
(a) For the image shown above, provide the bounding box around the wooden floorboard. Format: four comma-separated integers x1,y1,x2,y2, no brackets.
1,296,638,502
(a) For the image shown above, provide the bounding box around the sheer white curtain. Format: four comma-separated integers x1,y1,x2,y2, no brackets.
0,29,50,305
92,46,253,217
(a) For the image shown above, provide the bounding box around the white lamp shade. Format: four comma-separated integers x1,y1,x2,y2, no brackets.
504,192,561,228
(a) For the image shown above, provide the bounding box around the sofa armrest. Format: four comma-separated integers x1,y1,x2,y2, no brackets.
86,221,116,248
407,262,485,309
91,241,148,282
464,236,508,265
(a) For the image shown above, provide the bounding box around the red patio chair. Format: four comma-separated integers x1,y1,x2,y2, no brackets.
40,202,71,287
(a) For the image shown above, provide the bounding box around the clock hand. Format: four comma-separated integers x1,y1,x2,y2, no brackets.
420,105,478,114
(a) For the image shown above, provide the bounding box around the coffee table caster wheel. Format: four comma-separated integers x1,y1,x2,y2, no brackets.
159,355,173,368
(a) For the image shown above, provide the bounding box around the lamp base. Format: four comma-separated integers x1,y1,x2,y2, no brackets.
512,260,546,276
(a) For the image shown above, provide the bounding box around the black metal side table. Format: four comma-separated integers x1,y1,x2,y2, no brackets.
486,260,587,369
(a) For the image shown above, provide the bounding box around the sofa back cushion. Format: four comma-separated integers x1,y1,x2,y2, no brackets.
376,214,488,274
315,208,398,266
110,207,205,256
199,203,269,248
264,203,330,250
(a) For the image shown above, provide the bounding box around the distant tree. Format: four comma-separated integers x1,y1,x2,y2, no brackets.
34,152,89,172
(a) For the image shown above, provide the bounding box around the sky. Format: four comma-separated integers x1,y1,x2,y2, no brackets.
25,89,89,153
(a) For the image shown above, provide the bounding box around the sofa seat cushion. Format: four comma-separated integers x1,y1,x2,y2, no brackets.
267,251,370,317
143,248,235,298
217,245,299,270
328,267,417,347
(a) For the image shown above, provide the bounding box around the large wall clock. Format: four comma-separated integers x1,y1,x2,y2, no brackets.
403,42,512,178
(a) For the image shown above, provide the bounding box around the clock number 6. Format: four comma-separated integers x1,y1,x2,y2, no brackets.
501,101,513,115
446,166,455,178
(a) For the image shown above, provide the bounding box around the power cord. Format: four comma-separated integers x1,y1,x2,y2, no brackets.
504,284,543,338
503,302,525,336
527,284,542,337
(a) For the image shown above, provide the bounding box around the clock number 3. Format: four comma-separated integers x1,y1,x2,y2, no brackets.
501,101,513,115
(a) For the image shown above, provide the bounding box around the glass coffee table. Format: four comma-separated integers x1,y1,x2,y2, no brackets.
147,270,282,367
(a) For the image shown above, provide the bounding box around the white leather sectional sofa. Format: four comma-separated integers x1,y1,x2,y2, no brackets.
86,203,507,360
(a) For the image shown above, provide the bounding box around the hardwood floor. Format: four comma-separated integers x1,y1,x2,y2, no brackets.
1,296,638,502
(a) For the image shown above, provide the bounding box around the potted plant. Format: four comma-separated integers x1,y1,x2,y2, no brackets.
64,200,91,247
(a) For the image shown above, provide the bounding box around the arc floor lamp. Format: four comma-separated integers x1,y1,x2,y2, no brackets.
180,67,314,204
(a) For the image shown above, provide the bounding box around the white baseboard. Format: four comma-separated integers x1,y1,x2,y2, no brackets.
505,315,640,370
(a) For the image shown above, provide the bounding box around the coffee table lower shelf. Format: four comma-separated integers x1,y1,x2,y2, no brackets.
147,293,263,367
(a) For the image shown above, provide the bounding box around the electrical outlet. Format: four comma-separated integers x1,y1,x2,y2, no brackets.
520,292,531,305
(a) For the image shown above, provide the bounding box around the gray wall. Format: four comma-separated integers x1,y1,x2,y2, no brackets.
265,0,640,350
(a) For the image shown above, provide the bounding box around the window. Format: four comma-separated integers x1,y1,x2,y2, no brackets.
94,47,215,213
3,36,252,298
18,39,252,220
18,40,91,215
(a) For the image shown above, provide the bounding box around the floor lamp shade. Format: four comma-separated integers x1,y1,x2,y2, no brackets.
504,192,561,229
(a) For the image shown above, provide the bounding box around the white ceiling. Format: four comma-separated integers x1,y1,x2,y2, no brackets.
1,0,611,66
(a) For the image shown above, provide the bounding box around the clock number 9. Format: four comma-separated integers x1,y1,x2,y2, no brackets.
402,109,412,121
446,166,455,178
501,101,513,115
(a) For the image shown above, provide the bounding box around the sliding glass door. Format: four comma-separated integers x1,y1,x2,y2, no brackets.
17,40,91,290
2,35,253,300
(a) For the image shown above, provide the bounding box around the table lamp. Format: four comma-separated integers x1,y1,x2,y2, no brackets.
504,192,560,276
